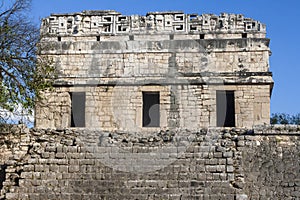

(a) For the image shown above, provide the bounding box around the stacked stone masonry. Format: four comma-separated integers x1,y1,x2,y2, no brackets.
36,11,273,130
0,125,299,199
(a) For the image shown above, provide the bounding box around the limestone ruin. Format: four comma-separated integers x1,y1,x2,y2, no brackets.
36,10,273,130
0,11,299,200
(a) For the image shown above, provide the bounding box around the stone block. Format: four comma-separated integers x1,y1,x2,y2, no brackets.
223,152,233,158
216,165,226,172
55,153,66,159
68,165,80,173
236,194,248,200
79,159,95,165
226,165,234,173
59,166,68,173
66,153,80,159
49,165,59,172
206,165,217,172
6,193,19,199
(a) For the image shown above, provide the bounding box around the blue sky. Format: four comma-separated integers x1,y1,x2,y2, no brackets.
30,0,300,115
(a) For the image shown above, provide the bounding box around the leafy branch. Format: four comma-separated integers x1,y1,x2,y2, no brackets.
0,0,55,124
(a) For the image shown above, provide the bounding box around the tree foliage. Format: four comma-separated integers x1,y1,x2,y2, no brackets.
0,0,54,122
270,113,300,125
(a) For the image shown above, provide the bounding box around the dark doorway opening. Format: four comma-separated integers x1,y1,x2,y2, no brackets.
70,92,86,127
216,91,235,127
143,92,160,127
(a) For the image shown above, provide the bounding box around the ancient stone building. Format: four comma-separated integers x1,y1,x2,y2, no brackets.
36,10,273,130
1,11,299,200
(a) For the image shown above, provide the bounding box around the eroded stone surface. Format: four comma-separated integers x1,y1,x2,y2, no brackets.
0,125,299,199
36,11,273,130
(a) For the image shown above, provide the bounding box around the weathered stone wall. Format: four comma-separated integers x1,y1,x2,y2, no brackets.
36,84,270,130
242,127,300,199
41,39,270,77
36,11,273,130
0,125,298,199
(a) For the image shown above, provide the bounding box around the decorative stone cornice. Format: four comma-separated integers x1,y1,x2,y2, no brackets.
41,11,266,36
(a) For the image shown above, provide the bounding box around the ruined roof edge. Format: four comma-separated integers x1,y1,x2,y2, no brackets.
43,10,266,35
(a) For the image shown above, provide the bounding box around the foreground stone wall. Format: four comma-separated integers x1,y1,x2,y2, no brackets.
242,128,300,199
0,125,298,199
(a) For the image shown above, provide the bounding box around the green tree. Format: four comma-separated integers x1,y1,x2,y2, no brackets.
270,113,300,125
290,113,300,125
0,0,54,123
